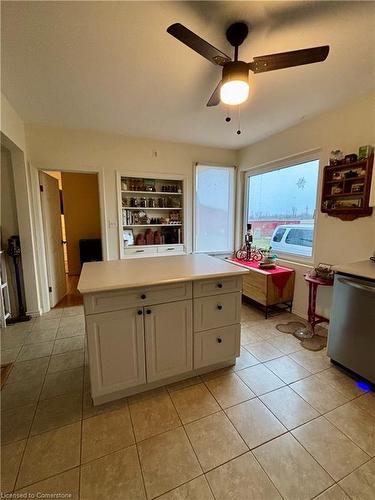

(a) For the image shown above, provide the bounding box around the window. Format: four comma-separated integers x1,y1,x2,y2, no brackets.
194,164,235,253
246,159,319,259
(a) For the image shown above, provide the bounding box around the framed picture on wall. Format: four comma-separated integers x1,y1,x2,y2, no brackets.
123,229,134,247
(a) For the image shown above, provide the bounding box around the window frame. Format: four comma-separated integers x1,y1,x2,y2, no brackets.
193,162,237,255
243,150,321,264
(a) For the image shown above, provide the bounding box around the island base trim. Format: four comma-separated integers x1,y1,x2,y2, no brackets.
91,358,236,406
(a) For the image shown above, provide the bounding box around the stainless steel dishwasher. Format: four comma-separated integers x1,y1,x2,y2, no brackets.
328,273,375,384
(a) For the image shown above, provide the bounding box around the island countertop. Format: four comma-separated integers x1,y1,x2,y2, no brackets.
332,259,375,281
78,254,248,294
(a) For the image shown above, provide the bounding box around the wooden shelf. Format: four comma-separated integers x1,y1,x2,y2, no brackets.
122,190,182,195
123,224,182,227
122,207,182,210
321,153,373,221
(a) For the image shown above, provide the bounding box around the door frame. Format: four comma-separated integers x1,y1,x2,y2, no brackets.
31,167,108,313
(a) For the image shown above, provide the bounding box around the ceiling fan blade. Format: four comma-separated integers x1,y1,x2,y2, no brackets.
167,23,231,66
206,81,222,107
249,45,329,73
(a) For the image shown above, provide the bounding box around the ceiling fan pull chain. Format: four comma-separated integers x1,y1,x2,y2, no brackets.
237,105,241,135
225,104,231,123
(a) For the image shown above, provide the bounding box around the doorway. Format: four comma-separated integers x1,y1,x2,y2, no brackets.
39,171,102,308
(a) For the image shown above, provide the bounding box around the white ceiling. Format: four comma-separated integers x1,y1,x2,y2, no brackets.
1,1,374,149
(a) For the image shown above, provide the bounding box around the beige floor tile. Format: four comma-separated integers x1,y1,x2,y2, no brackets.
62,305,84,317
233,346,260,371
17,341,54,362
56,326,86,339
185,411,248,472
16,467,80,499
170,383,220,423
292,416,369,480
268,334,303,354
265,355,311,383
32,318,60,331
1,330,29,350
53,335,85,355
353,392,375,418
167,376,202,392
129,390,180,441
31,392,82,436
58,315,85,331
48,350,84,373
128,386,168,403
16,422,81,489
244,341,284,362
6,357,49,385
1,377,44,410
40,367,83,400
157,476,214,500
1,403,36,444
138,427,201,499
289,349,331,373
204,372,255,408
240,325,264,345
82,405,134,463
24,328,57,345
315,485,350,500
39,308,63,319
339,458,375,500
242,320,281,341
82,391,128,419
200,366,234,382
80,445,146,500
326,401,375,456
254,433,334,500
241,305,265,322
315,367,367,399
237,363,285,396
260,386,319,429
226,398,286,449
1,347,21,365
206,451,282,500
290,375,350,413
1,439,27,492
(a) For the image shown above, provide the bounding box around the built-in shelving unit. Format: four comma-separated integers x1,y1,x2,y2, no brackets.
321,154,373,221
118,174,186,258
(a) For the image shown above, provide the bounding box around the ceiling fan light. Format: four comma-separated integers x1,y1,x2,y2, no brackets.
220,80,249,105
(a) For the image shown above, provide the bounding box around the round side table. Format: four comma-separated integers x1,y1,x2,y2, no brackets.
294,274,333,339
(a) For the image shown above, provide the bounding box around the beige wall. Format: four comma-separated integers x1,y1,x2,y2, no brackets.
238,90,375,318
61,172,101,275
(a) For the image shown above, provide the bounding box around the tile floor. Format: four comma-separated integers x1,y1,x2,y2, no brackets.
1,302,374,499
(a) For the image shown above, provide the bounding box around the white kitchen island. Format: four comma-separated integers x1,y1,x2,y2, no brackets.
78,254,248,404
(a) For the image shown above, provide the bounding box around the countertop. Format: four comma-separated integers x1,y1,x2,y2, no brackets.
333,259,375,281
78,254,248,294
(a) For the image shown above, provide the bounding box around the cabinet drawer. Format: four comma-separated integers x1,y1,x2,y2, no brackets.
84,281,192,315
157,245,184,255
194,324,240,368
194,292,241,332
193,276,242,298
124,247,155,257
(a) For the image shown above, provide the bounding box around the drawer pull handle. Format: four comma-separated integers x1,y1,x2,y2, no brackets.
136,250,144,253
146,309,152,315
217,283,223,288
141,294,146,300
217,337,222,343
166,248,174,251
137,310,143,316
217,304,223,311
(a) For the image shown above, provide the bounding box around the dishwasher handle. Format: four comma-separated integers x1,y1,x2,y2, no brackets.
338,277,375,293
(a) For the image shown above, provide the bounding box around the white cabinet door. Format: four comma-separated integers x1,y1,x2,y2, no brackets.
86,308,146,397
144,300,193,382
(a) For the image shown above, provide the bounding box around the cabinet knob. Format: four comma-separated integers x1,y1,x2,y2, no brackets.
141,294,146,300
217,283,223,288
146,309,152,314
137,310,143,315
217,304,223,311
217,337,222,343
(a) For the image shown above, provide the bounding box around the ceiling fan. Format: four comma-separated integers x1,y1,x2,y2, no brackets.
167,22,329,107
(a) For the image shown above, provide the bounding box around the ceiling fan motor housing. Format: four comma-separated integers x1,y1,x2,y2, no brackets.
222,61,249,84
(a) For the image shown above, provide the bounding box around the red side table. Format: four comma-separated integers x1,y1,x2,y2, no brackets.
304,274,333,332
